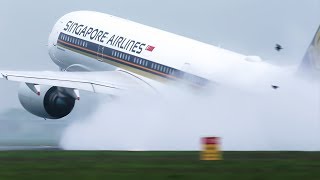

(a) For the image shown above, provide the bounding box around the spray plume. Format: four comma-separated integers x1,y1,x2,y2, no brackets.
60,72,320,151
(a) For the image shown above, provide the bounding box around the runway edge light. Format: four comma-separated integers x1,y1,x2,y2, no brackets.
200,137,222,161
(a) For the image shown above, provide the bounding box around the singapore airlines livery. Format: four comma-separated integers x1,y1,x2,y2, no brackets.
0,11,319,119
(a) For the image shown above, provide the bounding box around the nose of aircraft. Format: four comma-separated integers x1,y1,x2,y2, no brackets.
48,27,58,62
48,18,66,67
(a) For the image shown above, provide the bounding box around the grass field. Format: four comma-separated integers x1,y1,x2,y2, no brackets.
0,151,319,180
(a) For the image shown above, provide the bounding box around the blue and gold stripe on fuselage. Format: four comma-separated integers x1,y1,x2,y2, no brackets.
57,32,209,87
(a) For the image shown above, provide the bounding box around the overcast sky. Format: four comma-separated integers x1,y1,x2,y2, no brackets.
0,0,319,148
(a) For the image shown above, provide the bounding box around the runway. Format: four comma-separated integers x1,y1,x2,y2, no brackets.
0,146,61,151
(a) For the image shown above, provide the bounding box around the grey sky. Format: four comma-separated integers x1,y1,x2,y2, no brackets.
0,0,319,147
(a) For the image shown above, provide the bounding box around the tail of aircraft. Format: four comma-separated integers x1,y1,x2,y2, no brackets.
298,25,320,79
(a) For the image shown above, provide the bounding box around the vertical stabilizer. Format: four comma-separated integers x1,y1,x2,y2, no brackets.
299,25,320,79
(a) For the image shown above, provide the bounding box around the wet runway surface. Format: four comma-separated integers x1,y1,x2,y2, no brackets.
0,146,62,151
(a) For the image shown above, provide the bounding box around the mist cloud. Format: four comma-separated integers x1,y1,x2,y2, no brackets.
60,74,320,151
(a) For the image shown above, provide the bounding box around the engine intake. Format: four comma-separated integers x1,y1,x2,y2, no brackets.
18,83,76,119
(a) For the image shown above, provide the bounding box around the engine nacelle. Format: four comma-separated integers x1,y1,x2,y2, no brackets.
18,83,76,119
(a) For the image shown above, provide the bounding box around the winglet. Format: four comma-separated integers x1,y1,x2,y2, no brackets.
1,73,8,80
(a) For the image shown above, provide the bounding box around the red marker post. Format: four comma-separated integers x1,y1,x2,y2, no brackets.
201,137,222,160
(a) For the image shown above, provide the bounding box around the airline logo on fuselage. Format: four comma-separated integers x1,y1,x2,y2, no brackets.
63,21,155,55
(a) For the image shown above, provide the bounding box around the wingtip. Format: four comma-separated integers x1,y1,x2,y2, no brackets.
0,73,8,80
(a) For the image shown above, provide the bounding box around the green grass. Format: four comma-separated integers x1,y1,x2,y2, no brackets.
0,151,319,180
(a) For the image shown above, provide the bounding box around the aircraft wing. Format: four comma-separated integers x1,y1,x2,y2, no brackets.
0,70,153,96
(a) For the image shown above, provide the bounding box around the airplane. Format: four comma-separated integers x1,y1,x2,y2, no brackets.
0,11,319,119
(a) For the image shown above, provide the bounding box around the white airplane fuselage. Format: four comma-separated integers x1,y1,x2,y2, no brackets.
2,10,317,119
48,11,282,90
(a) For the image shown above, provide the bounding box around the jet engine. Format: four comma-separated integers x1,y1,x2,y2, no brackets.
18,83,79,119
